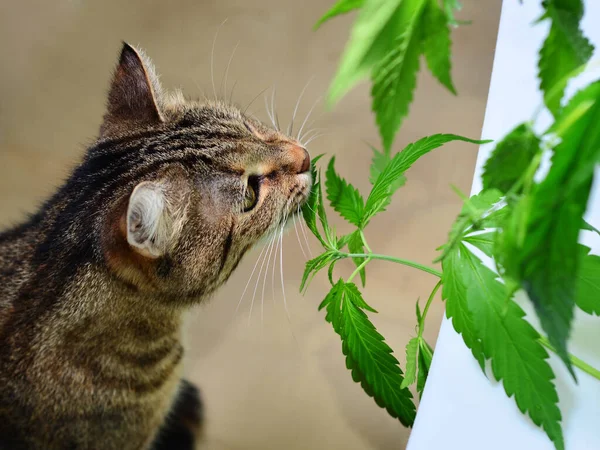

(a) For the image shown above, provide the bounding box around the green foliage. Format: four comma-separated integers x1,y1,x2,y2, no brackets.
348,230,367,286
422,0,456,94
364,134,488,226
318,0,460,151
538,0,594,116
326,157,365,226
576,245,600,316
321,280,416,426
482,124,541,194
500,80,600,376
314,0,364,30
307,2,600,448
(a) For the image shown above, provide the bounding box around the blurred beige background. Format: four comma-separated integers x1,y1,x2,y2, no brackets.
0,1,501,449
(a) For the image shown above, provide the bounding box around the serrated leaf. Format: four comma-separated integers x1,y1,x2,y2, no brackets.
371,19,423,152
575,244,600,316
482,124,541,194
328,0,409,104
314,0,364,30
348,230,367,286
416,338,433,397
441,246,485,370
538,0,594,116
340,284,416,425
325,157,365,226
344,282,377,312
463,231,496,258
435,188,503,262
302,155,326,246
460,246,564,450
322,279,345,332
364,134,488,226
400,338,419,389
301,251,339,292
422,0,456,94
515,80,600,376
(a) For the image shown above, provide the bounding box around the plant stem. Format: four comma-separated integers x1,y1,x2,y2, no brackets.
344,253,442,278
347,257,371,284
539,336,600,381
360,230,372,253
419,280,443,336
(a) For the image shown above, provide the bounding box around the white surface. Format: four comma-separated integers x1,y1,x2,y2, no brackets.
407,1,600,450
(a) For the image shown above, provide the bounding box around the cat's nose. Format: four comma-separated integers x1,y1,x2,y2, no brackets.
290,144,310,174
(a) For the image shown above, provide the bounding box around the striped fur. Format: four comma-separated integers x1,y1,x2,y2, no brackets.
0,43,311,449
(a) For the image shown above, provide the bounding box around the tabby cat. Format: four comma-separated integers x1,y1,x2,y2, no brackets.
0,43,311,449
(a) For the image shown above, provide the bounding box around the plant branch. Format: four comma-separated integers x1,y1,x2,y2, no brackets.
347,257,371,284
344,253,442,278
419,280,443,336
539,336,600,381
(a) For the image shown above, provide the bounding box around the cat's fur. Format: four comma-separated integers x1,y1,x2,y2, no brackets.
0,43,311,450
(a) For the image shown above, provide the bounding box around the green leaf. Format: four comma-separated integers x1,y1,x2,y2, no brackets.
348,230,367,286
575,244,600,316
328,0,410,104
463,231,496,258
581,219,600,235
421,0,456,94
344,281,377,313
325,157,365,226
314,0,364,30
538,0,594,116
435,188,503,263
441,246,485,370
459,246,564,450
302,155,327,246
482,124,541,194
515,81,600,376
400,338,419,389
301,251,340,292
368,145,407,187
416,338,433,397
364,134,488,226
443,0,463,25
322,279,345,332
371,13,423,152
338,283,416,425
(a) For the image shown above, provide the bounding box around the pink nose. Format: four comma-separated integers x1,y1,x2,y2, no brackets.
290,144,310,174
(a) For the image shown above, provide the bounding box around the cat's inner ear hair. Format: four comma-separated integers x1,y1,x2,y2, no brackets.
100,42,164,137
126,180,187,258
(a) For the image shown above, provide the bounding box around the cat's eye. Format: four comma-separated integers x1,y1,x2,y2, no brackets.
242,176,260,212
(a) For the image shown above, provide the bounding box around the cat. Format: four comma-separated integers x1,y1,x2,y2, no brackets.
0,42,311,450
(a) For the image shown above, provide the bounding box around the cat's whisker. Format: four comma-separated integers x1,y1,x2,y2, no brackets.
243,86,271,115
271,87,281,132
271,227,280,305
235,244,268,315
264,95,277,130
288,77,314,136
211,18,229,101
303,132,331,147
297,206,313,258
248,234,276,324
299,128,327,147
278,230,291,320
229,79,238,104
260,231,278,325
296,96,322,142
221,40,240,100
293,215,308,260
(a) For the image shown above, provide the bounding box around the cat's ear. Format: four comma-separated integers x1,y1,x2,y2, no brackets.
126,178,189,258
100,42,164,136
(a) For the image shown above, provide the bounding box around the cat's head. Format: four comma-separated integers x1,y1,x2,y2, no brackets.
96,43,312,302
